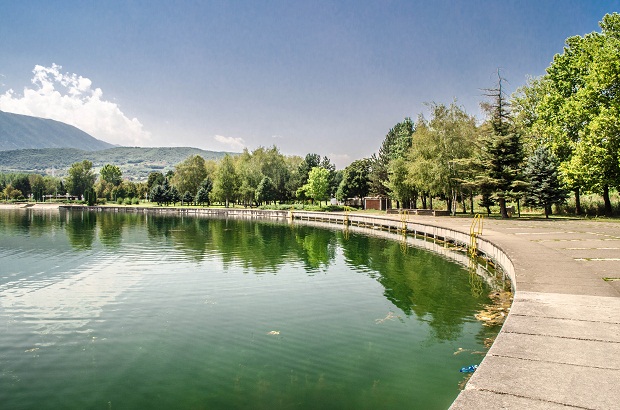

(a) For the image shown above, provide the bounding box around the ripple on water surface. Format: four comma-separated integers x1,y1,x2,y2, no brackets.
0,210,498,410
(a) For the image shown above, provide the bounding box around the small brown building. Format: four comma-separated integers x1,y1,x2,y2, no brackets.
363,197,390,211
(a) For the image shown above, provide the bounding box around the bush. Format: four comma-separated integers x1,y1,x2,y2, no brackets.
132,198,140,205
124,197,133,205
117,197,124,205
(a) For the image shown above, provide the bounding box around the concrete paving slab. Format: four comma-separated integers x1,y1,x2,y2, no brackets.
510,292,620,322
463,355,620,409
515,282,619,296
503,314,620,343
488,332,620,369
451,389,584,410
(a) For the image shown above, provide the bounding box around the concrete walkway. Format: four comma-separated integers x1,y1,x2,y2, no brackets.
429,217,620,410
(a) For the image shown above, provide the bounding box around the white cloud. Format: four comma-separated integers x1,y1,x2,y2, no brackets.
214,135,245,151
328,153,352,169
0,64,150,146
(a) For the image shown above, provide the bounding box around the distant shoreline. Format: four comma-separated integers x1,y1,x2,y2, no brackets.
0,203,62,210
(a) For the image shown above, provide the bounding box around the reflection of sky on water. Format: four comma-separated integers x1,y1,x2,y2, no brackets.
0,255,143,343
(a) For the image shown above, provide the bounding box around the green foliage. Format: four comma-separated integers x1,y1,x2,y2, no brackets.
147,172,165,190
0,147,231,181
524,145,569,217
302,167,330,205
385,157,416,208
370,118,415,196
100,164,123,185
66,160,96,198
407,102,477,212
337,158,371,201
256,176,276,205
473,74,526,218
514,13,620,215
182,191,194,205
171,154,208,198
212,154,239,207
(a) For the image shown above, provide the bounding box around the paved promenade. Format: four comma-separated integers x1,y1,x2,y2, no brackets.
431,217,620,409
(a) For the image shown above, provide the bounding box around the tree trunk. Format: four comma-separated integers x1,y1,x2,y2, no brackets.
574,188,582,215
429,196,433,210
544,202,550,218
421,195,427,209
470,193,474,215
498,196,508,218
603,185,612,216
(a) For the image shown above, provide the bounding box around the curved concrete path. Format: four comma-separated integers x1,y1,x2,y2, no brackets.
424,217,620,410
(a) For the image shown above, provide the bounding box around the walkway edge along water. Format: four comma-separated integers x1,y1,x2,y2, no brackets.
58,206,620,409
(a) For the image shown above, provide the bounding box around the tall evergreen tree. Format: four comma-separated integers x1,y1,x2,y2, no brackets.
524,145,569,218
474,73,526,218
369,118,415,196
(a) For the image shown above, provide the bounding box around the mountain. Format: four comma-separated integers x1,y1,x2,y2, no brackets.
0,110,114,151
0,147,233,180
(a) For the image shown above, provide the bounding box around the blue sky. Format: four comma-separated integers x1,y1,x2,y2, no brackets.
1,1,618,168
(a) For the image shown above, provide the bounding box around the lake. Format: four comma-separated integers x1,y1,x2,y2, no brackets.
0,208,499,409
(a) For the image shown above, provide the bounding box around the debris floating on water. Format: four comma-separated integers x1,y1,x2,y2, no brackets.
459,365,478,373
267,330,280,335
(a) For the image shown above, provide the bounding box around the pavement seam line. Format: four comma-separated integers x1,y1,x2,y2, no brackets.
488,352,620,371
510,313,620,325
475,388,594,409
503,330,620,343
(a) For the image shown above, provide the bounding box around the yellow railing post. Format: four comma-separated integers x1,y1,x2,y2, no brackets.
469,214,483,257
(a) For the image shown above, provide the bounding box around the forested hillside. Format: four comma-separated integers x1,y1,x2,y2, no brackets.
0,147,232,179
0,111,113,151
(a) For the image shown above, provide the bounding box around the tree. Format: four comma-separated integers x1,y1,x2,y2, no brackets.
473,73,526,218
302,166,330,206
195,187,210,206
297,153,321,188
2,184,22,200
28,174,46,201
171,155,208,198
100,164,123,186
337,158,371,202
195,177,213,206
385,158,417,209
182,191,194,205
407,102,477,213
524,145,569,218
168,186,181,205
150,184,167,205
213,154,239,207
147,172,165,191
369,118,414,196
66,160,96,199
515,13,620,216
256,176,276,205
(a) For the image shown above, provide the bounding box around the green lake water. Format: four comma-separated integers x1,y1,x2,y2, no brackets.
0,209,499,409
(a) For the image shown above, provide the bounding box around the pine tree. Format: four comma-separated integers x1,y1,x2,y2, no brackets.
475,72,526,218
524,145,568,218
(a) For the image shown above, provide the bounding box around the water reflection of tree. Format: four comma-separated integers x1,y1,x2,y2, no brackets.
98,211,124,248
294,227,337,271
58,211,489,341
65,210,97,249
0,209,63,237
341,234,490,341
